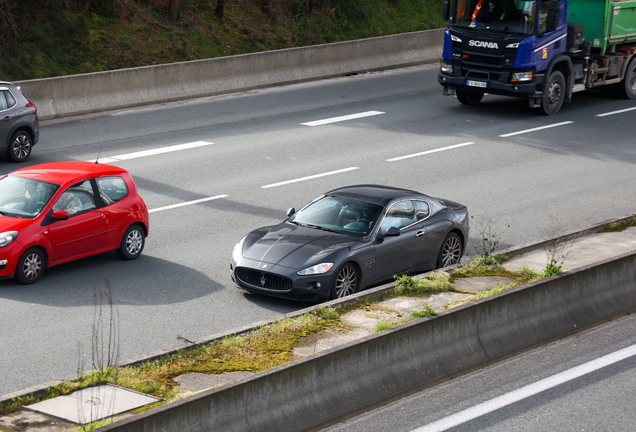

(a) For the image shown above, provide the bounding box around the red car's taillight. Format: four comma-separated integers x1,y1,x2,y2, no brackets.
26,102,37,115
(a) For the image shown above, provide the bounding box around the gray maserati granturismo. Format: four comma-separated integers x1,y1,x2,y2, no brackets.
230,185,468,302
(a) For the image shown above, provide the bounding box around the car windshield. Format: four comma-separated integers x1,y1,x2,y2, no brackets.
449,0,537,35
288,195,384,237
0,175,60,218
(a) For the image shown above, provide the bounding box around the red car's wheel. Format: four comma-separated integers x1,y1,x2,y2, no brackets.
15,248,45,284
117,224,145,260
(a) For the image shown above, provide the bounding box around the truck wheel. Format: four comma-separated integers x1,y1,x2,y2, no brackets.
541,71,566,115
616,57,636,99
457,90,483,105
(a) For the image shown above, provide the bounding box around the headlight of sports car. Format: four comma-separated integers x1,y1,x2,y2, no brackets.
0,231,18,248
297,263,334,276
232,235,247,262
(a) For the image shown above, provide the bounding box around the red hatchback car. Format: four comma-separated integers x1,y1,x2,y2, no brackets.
0,161,149,284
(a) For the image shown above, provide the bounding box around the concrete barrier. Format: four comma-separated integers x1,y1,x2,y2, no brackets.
17,29,444,120
97,251,636,432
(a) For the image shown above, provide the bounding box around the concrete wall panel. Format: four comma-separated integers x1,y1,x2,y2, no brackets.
17,29,444,120
98,252,636,432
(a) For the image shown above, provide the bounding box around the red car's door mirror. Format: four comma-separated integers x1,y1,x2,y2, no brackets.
52,210,69,220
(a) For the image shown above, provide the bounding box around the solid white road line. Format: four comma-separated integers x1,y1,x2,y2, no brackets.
88,141,214,163
499,121,573,137
262,167,359,189
411,343,636,432
301,111,385,126
387,142,476,162
596,106,636,117
148,194,228,213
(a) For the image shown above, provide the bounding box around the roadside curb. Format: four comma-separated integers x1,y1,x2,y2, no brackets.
3,212,634,410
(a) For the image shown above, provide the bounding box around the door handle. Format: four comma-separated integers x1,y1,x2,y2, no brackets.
3,116,11,121
416,230,426,237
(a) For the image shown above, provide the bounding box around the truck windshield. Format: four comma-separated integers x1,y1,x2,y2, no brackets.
449,0,537,35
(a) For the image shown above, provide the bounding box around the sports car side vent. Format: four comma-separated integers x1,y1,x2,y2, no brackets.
235,268,293,291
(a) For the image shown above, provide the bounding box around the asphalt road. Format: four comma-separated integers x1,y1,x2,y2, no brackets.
320,313,636,432
1,64,636,396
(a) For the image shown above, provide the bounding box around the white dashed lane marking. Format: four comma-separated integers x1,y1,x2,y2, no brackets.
262,167,359,189
387,142,476,162
301,111,385,126
88,141,214,163
149,194,228,213
499,121,573,138
596,106,636,117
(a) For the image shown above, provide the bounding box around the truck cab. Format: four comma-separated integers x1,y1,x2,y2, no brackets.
439,0,636,115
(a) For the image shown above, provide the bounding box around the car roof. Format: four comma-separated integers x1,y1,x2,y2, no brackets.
326,184,428,206
10,161,128,185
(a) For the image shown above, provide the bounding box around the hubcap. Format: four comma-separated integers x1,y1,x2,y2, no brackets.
629,67,636,92
12,134,31,160
126,229,143,255
441,237,462,267
335,266,357,298
548,80,562,106
23,253,42,280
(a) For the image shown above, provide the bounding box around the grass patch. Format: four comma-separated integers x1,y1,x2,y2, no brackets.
1,0,447,81
446,282,519,309
0,313,333,414
543,261,563,277
394,271,453,295
599,217,636,233
410,304,436,318
451,257,540,284
374,321,394,332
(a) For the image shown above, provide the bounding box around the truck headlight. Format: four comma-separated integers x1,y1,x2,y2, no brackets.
297,263,334,276
441,61,453,74
511,71,533,82
451,35,462,43
0,231,18,248
506,43,520,48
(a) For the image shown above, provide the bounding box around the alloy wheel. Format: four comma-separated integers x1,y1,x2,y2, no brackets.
334,265,357,298
11,134,31,161
441,236,462,267
126,229,143,256
22,252,42,281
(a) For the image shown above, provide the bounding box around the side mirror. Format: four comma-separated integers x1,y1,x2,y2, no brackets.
52,210,69,220
286,207,296,218
384,226,400,237
442,1,450,21
546,0,560,33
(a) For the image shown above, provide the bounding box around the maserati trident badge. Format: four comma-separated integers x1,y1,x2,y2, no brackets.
260,273,266,287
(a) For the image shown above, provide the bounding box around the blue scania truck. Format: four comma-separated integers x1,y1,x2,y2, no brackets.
438,0,636,114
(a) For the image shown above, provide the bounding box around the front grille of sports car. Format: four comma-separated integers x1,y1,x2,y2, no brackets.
235,268,293,291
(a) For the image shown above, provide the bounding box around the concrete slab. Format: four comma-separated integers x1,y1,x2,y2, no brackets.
0,409,73,431
25,384,161,425
504,227,636,272
293,291,471,357
173,371,255,393
454,276,517,294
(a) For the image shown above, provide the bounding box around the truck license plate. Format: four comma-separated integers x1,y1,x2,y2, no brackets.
467,80,487,88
